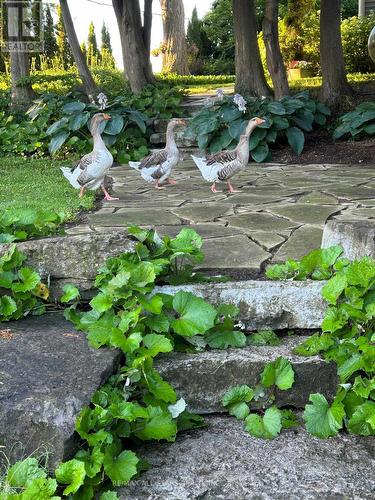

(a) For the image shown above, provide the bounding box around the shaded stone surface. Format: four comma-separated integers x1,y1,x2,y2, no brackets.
297,191,339,205
264,204,343,225
155,337,337,413
156,280,326,330
0,314,120,468
248,230,286,250
322,218,375,260
171,203,234,223
224,212,299,232
120,416,375,500
273,225,324,262
88,209,181,226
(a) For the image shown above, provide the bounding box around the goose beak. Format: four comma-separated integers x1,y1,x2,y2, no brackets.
103,114,111,121
255,117,266,125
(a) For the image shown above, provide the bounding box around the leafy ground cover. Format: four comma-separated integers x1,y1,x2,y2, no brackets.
0,157,94,218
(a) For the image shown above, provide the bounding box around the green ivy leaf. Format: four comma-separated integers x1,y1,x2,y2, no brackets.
172,291,217,337
260,357,295,390
303,393,344,438
12,267,40,293
229,402,250,420
280,409,298,429
22,476,58,499
135,406,177,441
6,458,46,488
222,385,254,407
205,329,246,349
245,407,282,439
90,293,113,313
100,492,119,500
60,284,80,303
322,273,347,305
0,295,18,317
103,447,139,486
247,330,281,346
293,333,334,356
347,401,375,436
55,459,86,495
142,333,173,357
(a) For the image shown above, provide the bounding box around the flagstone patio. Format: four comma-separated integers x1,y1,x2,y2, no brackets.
68,161,375,276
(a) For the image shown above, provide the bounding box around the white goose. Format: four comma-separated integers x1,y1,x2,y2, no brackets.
61,113,118,201
128,118,186,189
192,117,265,193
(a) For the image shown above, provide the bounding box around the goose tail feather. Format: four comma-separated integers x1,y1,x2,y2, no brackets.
61,166,81,189
191,154,218,182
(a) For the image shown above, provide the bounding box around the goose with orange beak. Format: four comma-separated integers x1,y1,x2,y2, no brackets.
192,117,266,193
61,112,119,201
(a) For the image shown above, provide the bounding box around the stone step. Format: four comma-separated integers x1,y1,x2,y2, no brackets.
119,415,375,499
155,280,326,331
155,336,337,414
149,130,197,148
0,314,120,468
154,117,192,133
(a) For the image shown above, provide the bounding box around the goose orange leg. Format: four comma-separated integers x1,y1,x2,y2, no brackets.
227,180,239,193
167,178,177,185
101,185,119,201
79,186,85,198
210,182,217,193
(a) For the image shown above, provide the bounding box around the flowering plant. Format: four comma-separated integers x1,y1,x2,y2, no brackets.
289,60,314,70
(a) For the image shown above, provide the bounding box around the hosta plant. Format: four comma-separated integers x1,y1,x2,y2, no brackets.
186,90,330,162
333,101,375,140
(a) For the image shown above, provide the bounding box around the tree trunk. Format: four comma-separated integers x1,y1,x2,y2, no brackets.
160,0,189,74
112,0,155,92
143,0,153,56
59,0,97,101
233,0,272,97
263,0,289,99
320,0,352,106
9,51,34,109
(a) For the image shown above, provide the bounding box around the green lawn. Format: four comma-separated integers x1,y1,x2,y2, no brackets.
0,156,95,221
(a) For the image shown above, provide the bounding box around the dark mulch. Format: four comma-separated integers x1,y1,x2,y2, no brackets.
271,130,375,165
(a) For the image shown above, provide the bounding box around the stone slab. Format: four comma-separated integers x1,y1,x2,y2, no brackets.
120,416,375,500
0,314,120,468
264,204,343,226
224,212,299,232
156,280,326,330
273,225,324,262
171,203,234,223
88,209,182,226
155,337,337,413
322,218,375,260
248,231,286,250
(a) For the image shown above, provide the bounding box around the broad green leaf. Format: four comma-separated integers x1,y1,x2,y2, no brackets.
69,111,90,131
293,333,334,356
172,291,217,337
286,127,305,154
100,492,119,500
245,407,282,439
90,293,113,313
146,369,176,403
0,295,17,317
49,130,70,154
352,376,375,399
103,447,139,486
62,101,86,114
303,393,344,438
337,353,363,382
229,402,250,420
348,401,375,436
6,458,46,488
22,477,58,499
55,459,86,495
205,329,246,349
171,228,203,253
60,284,80,303
12,267,40,293
267,102,286,115
322,273,347,304
129,261,156,289
46,117,68,135
280,409,298,429
75,447,104,478
142,333,173,357
104,115,124,135
251,142,269,163
222,385,254,407
260,357,295,390
135,406,177,441
247,330,281,346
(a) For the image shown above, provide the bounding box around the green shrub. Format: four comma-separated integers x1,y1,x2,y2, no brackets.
186,91,330,162
342,14,375,73
333,101,375,140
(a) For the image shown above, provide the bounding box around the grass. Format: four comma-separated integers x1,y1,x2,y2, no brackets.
0,156,95,221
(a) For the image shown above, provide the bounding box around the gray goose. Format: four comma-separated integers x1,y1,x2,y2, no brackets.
61,112,118,201
128,118,186,189
191,117,265,193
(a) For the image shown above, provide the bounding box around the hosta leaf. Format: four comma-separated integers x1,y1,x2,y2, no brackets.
245,407,282,439
69,111,90,131
260,357,295,390
267,102,286,115
103,448,139,486
46,117,69,135
251,142,269,163
62,101,86,114
49,130,70,154
228,119,247,139
303,393,344,438
222,385,254,407
172,291,217,337
55,459,86,495
286,127,305,154
128,110,147,133
104,115,124,135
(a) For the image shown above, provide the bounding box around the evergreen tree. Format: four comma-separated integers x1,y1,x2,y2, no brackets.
187,7,202,50
101,22,112,53
44,5,58,60
81,41,87,61
56,4,73,68
87,21,99,66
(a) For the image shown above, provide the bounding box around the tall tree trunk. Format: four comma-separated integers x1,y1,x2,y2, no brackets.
112,0,155,93
320,0,352,106
143,0,153,56
9,52,34,109
59,0,97,101
160,0,189,74
263,0,289,99
233,0,272,97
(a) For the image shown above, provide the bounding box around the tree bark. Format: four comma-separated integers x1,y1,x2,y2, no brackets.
160,0,189,74
320,0,352,106
59,0,97,101
263,0,289,99
9,51,34,109
112,0,155,92
233,0,272,97
143,0,153,56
